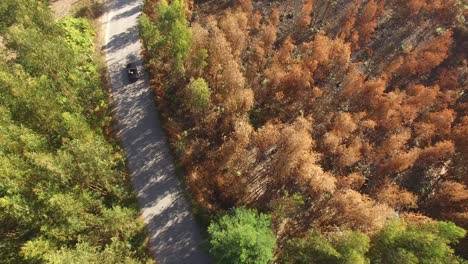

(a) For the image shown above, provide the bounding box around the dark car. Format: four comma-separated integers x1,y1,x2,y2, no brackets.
126,62,140,82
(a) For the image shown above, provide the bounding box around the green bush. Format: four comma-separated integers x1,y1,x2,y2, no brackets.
280,231,369,264
184,77,211,114
370,220,466,264
208,208,276,264
280,219,466,264
139,0,191,72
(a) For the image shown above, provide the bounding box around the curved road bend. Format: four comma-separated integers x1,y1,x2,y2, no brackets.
102,0,211,263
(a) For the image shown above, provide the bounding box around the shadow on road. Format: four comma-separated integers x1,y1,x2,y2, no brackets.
104,25,139,54
107,0,135,13
112,4,141,21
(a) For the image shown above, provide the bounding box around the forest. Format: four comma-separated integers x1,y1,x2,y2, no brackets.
0,0,151,263
139,0,467,263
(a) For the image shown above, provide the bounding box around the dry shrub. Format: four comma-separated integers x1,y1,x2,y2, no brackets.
354,0,386,48
375,182,418,210
337,138,363,167
297,0,313,30
224,88,254,115
427,181,468,227
253,123,281,151
219,10,249,58
397,31,453,77
405,84,440,110
338,0,363,40
400,212,434,225
418,140,455,164
238,0,253,14
374,131,422,173
452,116,468,154
326,189,393,233
337,172,366,190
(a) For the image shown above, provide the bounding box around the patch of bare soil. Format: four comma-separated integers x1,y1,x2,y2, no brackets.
50,0,105,19
49,0,81,18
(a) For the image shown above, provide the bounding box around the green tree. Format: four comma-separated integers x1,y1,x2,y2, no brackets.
280,231,370,264
139,0,191,72
208,208,276,264
0,1,149,263
0,0,53,32
281,232,341,264
183,77,211,114
370,220,466,264
333,231,370,264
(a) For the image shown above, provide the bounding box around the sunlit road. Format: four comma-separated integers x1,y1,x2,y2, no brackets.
102,1,211,263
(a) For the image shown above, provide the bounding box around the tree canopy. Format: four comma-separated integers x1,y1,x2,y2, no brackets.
0,1,150,262
208,208,276,264
140,0,468,262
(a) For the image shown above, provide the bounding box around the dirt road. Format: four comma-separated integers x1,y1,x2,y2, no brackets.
103,1,211,263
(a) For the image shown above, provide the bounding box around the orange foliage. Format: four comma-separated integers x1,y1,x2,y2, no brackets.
219,10,249,58
425,0,459,22
221,59,246,93
326,189,393,233
259,23,277,52
357,0,379,45
278,36,296,64
224,88,254,115
341,65,365,97
337,138,363,168
338,0,363,40
142,0,466,243
273,117,337,194
297,0,313,29
405,84,440,109
427,181,468,227
375,182,418,210
359,78,387,109
397,31,453,77
253,123,281,151
453,116,468,154
354,0,386,49
436,68,460,90
374,131,421,173
418,140,455,164
273,118,314,178
304,35,351,69
394,0,425,16
381,148,421,174
337,173,366,190
400,212,434,225
271,8,280,27
238,0,253,14
424,109,455,136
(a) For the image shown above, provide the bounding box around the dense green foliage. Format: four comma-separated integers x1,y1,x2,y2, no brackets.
0,1,150,263
139,0,191,72
280,231,370,264
183,77,211,114
280,220,466,264
208,208,276,264
370,221,466,264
